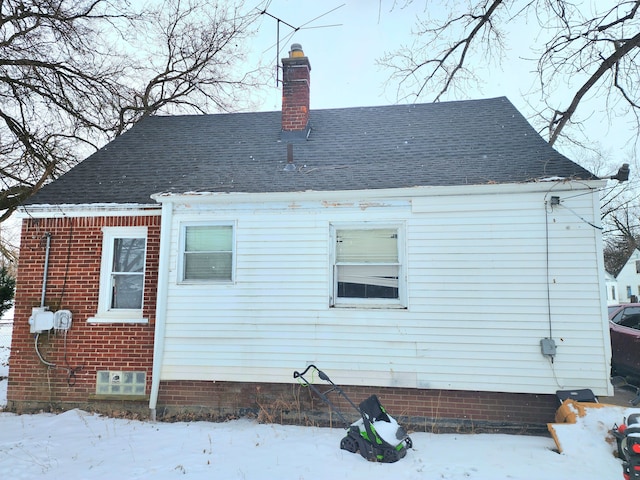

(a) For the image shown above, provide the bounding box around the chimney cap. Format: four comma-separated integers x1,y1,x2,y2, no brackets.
290,43,304,58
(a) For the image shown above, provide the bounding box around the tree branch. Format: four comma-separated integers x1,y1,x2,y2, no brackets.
548,30,640,145
0,0,264,262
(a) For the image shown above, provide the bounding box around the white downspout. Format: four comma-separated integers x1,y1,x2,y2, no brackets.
149,200,173,420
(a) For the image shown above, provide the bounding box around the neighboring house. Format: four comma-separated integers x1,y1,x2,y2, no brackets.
605,271,620,306
614,249,640,303
8,45,612,430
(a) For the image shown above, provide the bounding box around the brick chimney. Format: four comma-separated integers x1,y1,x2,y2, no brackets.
281,43,311,138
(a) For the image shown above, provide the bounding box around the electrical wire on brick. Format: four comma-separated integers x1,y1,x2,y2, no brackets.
62,328,83,386
35,330,84,387
34,333,56,368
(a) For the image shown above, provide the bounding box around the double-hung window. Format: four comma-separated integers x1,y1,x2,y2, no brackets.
90,226,147,323
180,223,234,282
331,225,405,307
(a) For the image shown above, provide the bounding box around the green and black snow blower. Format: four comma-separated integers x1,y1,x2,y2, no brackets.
293,364,412,463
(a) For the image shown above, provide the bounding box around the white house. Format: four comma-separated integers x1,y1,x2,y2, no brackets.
606,271,620,305
9,45,613,429
614,249,640,303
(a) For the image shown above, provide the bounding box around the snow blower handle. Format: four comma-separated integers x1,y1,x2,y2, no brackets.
292,365,352,427
293,364,326,380
293,364,334,384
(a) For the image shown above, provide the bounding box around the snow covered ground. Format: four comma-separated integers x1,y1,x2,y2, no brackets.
0,325,631,479
0,406,630,480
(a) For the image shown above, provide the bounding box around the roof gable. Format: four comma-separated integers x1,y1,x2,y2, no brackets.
26,97,597,206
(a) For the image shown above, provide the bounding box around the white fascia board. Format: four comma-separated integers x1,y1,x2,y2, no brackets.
15,203,161,219
151,179,608,205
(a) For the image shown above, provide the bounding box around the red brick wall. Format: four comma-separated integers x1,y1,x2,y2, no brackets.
7,215,160,407
156,380,557,432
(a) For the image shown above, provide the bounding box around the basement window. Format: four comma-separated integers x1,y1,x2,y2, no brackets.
96,371,146,396
331,224,406,308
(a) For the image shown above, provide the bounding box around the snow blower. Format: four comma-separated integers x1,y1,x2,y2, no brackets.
613,413,640,480
293,364,412,463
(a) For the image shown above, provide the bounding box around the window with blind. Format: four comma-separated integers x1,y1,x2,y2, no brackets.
181,224,234,282
332,226,405,307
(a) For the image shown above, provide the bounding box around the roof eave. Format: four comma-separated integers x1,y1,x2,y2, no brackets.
15,203,161,219
151,178,607,205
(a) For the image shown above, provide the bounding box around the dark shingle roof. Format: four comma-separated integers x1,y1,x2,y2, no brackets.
26,97,597,206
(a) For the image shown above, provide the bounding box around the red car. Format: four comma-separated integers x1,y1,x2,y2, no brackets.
610,304,640,379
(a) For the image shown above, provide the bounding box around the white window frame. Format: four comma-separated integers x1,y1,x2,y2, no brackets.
330,223,406,308
88,226,148,324
178,221,236,284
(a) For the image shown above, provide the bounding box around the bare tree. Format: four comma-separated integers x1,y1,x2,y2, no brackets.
380,1,640,147
0,0,263,229
603,197,640,274
565,148,640,273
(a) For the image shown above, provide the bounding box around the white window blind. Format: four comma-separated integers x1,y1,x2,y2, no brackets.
336,229,398,263
336,265,399,288
183,225,233,281
335,228,400,299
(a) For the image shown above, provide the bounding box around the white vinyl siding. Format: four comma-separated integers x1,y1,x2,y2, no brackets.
156,182,612,397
